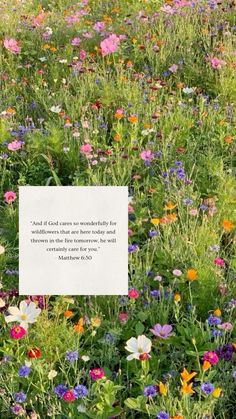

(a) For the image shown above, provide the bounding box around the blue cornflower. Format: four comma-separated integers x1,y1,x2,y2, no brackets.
54,384,68,398
150,290,161,298
128,243,139,253
74,384,88,398
65,350,78,362
211,329,222,338
200,382,214,395
18,365,31,377
13,392,27,403
148,230,158,237
207,315,221,326
156,411,169,419
143,385,157,397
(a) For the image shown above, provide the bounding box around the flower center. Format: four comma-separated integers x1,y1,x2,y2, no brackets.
20,314,27,320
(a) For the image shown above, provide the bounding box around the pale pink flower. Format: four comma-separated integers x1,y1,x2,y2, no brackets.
100,34,120,56
7,140,22,151
140,150,154,162
4,191,17,204
3,38,21,54
218,322,233,331
169,64,178,73
71,37,81,46
208,57,226,69
93,21,105,32
80,144,92,154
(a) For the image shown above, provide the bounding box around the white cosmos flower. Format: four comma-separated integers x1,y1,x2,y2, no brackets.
5,301,41,330
50,105,61,113
125,335,152,361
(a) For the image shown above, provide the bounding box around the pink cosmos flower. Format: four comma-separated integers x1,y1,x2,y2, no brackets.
150,324,173,339
4,191,17,204
140,150,154,162
79,49,86,60
128,228,133,236
202,351,219,365
93,21,105,32
214,257,225,266
100,34,120,56
208,57,226,69
9,325,26,339
71,37,81,46
218,322,233,331
80,143,92,154
89,368,105,381
7,140,22,151
63,390,76,402
3,38,21,54
169,64,178,73
128,288,139,299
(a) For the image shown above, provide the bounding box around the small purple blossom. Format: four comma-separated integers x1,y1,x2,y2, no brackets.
18,365,30,377
200,382,214,395
143,385,157,397
65,350,78,362
150,324,173,339
13,392,27,403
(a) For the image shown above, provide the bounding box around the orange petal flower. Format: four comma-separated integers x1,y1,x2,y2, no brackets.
128,115,138,123
186,269,197,281
180,368,197,382
202,360,211,371
221,219,234,231
181,380,195,395
64,310,73,318
73,317,84,333
159,381,167,395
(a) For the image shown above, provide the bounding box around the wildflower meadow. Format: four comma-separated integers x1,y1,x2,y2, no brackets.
0,0,236,418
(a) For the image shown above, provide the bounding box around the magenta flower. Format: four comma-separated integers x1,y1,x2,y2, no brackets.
202,351,219,365
218,322,233,331
150,324,173,339
4,191,17,204
100,34,120,56
214,257,225,266
3,38,21,54
89,368,105,381
9,325,26,339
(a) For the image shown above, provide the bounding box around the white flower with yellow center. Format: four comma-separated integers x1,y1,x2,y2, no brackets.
125,335,152,361
5,300,41,330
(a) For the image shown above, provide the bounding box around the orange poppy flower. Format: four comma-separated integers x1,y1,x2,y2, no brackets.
221,219,234,231
213,308,221,317
202,360,211,371
73,317,84,333
180,368,197,382
113,133,121,141
181,380,195,395
186,269,197,281
128,115,138,123
164,201,176,210
64,310,73,318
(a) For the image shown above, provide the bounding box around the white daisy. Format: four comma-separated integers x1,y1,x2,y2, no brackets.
5,300,41,330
